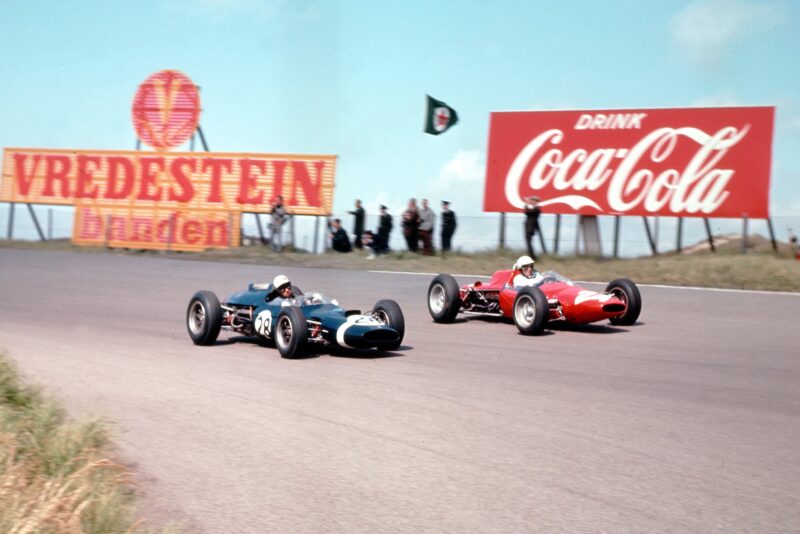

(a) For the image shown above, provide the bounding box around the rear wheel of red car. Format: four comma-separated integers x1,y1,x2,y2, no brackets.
428,274,461,323
605,278,641,326
512,287,548,335
187,290,222,345
275,307,307,358
372,299,405,350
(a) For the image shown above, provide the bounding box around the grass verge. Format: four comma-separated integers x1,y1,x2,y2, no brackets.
0,352,171,533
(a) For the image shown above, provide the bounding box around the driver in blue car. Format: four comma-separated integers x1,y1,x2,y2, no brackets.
269,274,295,301
512,255,543,287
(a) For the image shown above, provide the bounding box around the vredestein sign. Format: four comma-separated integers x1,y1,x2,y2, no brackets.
0,69,337,251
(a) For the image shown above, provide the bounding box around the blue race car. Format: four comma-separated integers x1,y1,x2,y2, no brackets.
186,281,405,358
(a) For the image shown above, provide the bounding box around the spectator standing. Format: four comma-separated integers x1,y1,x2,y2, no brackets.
328,218,352,253
418,198,435,255
377,204,393,251
269,195,289,252
789,229,799,260
401,198,420,252
440,200,457,252
348,199,365,249
523,195,541,260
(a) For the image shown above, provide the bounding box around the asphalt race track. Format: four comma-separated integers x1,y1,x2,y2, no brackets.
1,249,799,533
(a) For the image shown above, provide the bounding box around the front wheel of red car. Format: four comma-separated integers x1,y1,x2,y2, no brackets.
275,307,307,359
605,278,641,326
512,287,548,336
428,274,461,323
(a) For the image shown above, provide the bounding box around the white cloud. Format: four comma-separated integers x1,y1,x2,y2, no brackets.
690,93,743,107
427,150,486,215
670,0,784,65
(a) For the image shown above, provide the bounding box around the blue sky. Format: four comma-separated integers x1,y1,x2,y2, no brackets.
1,0,798,226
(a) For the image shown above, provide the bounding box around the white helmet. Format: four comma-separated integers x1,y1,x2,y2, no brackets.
514,255,535,270
272,274,290,289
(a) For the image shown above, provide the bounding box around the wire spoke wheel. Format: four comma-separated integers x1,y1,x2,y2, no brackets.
188,301,206,335
374,310,389,324
276,316,292,348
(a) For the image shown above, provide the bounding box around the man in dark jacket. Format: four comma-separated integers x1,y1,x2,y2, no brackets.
348,199,365,249
328,218,352,253
377,204,393,251
524,195,541,260
440,200,457,252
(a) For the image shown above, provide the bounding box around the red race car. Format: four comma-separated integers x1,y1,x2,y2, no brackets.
427,267,641,335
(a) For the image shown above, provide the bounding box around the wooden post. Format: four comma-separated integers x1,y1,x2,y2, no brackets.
765,217,777,252
26,204,46,241
313,216,320,254
703,218,716,252
642,217,657,255
554,214,561,255
741,215,749,253
498,213,506,250
613,216,621,258
289,214,295,250
7,203,15,239
676,217,683,254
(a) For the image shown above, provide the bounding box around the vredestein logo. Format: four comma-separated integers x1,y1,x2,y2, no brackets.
131,70,201,151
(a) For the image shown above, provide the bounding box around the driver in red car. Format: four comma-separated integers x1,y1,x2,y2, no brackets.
512,255,544,287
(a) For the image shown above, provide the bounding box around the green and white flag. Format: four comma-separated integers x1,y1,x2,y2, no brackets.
424,95,459,135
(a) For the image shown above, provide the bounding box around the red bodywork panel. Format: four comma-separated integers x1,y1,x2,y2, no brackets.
463,270,627,325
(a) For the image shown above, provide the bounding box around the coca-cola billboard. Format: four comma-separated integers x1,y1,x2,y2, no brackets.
484,107,774,218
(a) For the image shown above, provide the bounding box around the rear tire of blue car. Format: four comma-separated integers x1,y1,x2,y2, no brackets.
606,278,641,326
187,290,222,345
512,287,548,336
275,307,307,359
428,274,461,323
373,299,405,350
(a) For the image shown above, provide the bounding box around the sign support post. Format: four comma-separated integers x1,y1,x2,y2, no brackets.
766,218,777,252
498,213,506,250
6,202,14,239
642,217,657,255
26,204,46,241
703,219,716,252
742,215,749,253
554,214,561,255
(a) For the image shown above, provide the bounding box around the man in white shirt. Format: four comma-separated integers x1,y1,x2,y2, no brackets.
512,255,543,287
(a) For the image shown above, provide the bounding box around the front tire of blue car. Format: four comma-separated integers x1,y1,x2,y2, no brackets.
373,299,405,350
187,290,222,346
275,307,307,359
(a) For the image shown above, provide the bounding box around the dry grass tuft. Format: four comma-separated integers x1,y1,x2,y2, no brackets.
0,355,172,533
